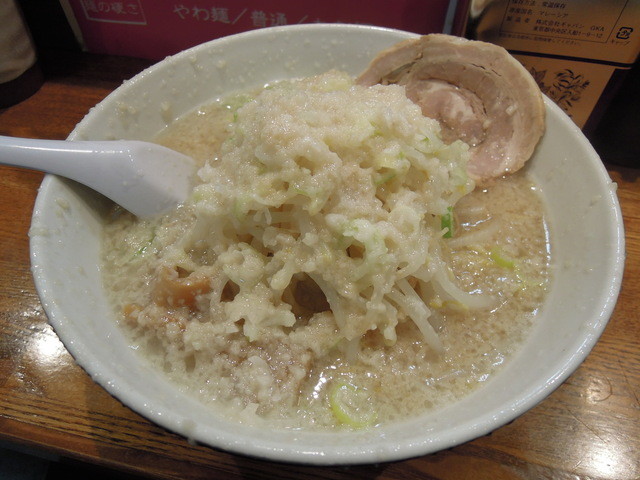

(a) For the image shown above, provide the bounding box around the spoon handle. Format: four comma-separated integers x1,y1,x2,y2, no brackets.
0,135,195,217
0,135,139,179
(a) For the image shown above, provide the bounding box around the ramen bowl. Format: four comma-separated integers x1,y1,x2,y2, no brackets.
29,24,624,465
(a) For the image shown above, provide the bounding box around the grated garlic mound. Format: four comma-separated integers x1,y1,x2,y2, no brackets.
188,70,473,347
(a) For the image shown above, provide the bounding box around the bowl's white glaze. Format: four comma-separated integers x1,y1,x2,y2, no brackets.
29,24,624,465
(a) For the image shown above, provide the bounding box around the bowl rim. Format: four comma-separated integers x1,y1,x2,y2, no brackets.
29,23,626,465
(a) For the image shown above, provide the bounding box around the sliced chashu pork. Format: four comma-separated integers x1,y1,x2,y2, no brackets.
357,34,545,184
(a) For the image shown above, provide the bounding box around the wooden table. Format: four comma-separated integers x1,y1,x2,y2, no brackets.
1,50,638,480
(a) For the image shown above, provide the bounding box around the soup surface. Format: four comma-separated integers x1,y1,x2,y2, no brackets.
102,71,551,429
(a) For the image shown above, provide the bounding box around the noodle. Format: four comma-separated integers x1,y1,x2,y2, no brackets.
101,70,551,429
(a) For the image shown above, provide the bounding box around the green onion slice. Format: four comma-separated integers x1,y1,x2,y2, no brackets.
329,381,377,428
490,247,516,269
441,206,454,238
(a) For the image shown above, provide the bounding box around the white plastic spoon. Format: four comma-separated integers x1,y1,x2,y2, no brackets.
0,135,196,218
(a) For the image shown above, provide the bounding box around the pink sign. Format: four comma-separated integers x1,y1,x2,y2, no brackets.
66,0,452,59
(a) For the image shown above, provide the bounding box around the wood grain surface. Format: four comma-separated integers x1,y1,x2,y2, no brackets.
0,50,638,480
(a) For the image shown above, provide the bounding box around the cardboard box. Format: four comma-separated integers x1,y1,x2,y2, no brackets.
62,0,453,60
463,0,640,131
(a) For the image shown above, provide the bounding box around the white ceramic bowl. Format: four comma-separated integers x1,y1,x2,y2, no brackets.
29,24,625,465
